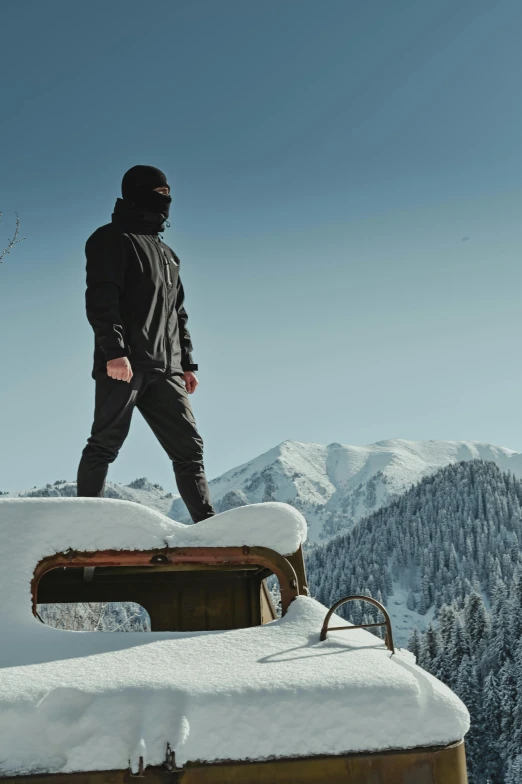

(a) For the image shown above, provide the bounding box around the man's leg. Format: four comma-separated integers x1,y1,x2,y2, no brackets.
137,374,215,522
77,370,145,496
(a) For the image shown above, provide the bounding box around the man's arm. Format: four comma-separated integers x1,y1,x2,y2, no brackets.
175,273,198,373
85,230,128,362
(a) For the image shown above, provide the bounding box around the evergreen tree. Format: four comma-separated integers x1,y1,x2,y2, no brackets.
482,672,503,783
408,628,421,662
498,660,518,762
418,622,439,671
512,637,522,766
450,617,470,679
505,755,522,784
455,656,482,780
304,459,522,781
463,592,489,664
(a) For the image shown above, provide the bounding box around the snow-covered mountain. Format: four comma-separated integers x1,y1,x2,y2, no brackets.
11,477,176,517
171,438,522,540
306,458,522,643
12,438,522,542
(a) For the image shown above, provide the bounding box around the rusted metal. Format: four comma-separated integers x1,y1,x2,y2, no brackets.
150,554,169,565
259,578,277,624
320,594,395,653
128,757,145,778
37,566,273,632
285,547,309,595
164,744,182,773
32,547,300,621
178,740,467,784
0,740,467,783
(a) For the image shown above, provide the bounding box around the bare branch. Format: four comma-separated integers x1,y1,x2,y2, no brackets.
94,602,108,631
0,212,25,262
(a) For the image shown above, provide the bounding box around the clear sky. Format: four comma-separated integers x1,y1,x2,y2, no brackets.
1,0,522,493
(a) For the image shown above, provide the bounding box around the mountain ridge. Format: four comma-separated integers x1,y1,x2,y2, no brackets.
306,458,522,643
9,438,522,542
173,437,522,539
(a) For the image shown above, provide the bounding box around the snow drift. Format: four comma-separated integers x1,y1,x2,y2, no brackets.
0,497,469,776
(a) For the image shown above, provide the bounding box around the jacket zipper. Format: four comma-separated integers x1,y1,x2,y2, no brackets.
158,236,172,286
155,236,172,372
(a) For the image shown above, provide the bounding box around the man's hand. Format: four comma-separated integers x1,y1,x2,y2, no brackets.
183,370,199,394
107,357,133,383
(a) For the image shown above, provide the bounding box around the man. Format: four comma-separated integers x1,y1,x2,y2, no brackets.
77,165,215,523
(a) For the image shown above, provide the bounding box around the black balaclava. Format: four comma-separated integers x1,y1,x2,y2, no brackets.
121,165,172,221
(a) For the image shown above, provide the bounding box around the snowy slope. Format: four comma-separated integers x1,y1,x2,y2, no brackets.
306,459,522,646
11,438,522,542
0,497,469,776
10,477,179,517
171,438,522,540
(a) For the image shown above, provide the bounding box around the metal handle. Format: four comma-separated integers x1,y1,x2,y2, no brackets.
128,756,144,778
320,595,395,654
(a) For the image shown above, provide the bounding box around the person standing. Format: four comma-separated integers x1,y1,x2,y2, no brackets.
77,165,215,523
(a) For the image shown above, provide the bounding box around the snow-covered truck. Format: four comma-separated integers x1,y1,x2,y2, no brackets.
0,498,469,783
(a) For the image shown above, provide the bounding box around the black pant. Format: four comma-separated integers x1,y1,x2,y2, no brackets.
77,370,215,523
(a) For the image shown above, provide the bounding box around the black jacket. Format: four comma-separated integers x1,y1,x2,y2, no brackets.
85,199,198,379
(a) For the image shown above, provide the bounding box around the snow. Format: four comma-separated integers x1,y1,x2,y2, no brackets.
0,603,469,776
0,497,469,776
14,438,522,544
182,437,522,541
0,496,306,562
12,478,179,517
387,582,437,646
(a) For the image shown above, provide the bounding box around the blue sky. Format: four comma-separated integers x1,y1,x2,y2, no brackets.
1,0,522,492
